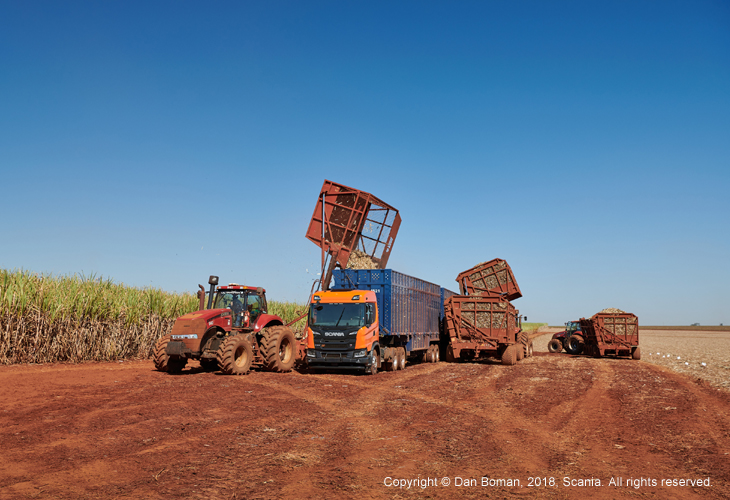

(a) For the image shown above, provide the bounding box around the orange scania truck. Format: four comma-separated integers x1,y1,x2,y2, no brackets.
305,269,455,374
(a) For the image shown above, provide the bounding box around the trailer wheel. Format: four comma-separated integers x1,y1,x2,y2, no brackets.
434,347,440,363
547,339,562,353
261,326,296,373
501,345,517,366
632,346,641,360
217,335,253,375
397,348,406,370
445,345,457,362
422,349,431,363
527,341,533,357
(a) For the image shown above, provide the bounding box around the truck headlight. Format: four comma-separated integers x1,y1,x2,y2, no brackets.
306,351,315,358
354,349,368,358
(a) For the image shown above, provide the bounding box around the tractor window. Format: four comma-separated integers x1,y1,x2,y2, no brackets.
213,292,233,310
214,292,247,312
247,295,263,322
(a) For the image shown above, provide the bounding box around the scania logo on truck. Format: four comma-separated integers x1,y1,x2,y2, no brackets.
324,332,345,337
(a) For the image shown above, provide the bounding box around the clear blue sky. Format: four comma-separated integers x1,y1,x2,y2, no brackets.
1,1,728,325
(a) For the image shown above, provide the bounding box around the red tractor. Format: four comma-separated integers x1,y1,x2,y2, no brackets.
153,276,307,375
548,320,585,355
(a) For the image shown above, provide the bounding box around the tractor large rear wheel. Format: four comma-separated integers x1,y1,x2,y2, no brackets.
217,335,253,375
567,335,585,355
261,326,296,372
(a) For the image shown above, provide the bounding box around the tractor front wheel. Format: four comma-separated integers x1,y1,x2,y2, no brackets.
217,335,253,375
153,335,188,373
547,339,562,353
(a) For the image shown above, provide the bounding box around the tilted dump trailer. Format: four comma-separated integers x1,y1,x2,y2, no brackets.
442,258,529,365
442,295,528,365
310,268,452,371
578,313,640,359
456,259,522,300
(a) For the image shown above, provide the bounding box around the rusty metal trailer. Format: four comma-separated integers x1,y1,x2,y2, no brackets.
456,258,522,300
578,313,640,359
305,180,401,291
442,295,529,365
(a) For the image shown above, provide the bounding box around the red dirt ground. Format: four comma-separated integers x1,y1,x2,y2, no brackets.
1,333,729,499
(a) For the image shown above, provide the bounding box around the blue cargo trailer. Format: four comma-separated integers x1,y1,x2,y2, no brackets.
330,269,455,370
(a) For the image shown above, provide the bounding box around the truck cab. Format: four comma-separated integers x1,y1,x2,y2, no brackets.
305,289,380,374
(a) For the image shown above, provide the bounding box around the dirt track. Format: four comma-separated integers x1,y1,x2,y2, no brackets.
2,333,729,499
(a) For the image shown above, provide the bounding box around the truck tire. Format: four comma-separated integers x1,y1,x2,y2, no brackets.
567,335,585,355
261,326,296,372
516,343,525,361
367,350,379,375
397,347,406,370
217,335,253,375
632,346,641,360
153,335,187,373
501,345,517,366
422,349,431,363
527,341,533,358
433,346,440,363
547,339,562,353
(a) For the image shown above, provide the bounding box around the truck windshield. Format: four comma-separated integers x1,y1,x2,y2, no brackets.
309,303,365,328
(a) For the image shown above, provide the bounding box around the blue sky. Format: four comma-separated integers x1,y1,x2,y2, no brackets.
1,1,728,325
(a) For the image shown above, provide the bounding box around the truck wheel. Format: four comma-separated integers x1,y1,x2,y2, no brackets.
632,346,641,360
433,347,440,363
261,326,296,373
501,345,517,366
516,342,525,361
217,335,253,375
153,335,187,373
367,350,379,375
568,335,585,355
526,341,533,358
547,339,562,353
422,349,431,363
397,347,406,370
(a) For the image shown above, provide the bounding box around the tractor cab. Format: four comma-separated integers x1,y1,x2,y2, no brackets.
565,321,580,335
211,285,267,329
